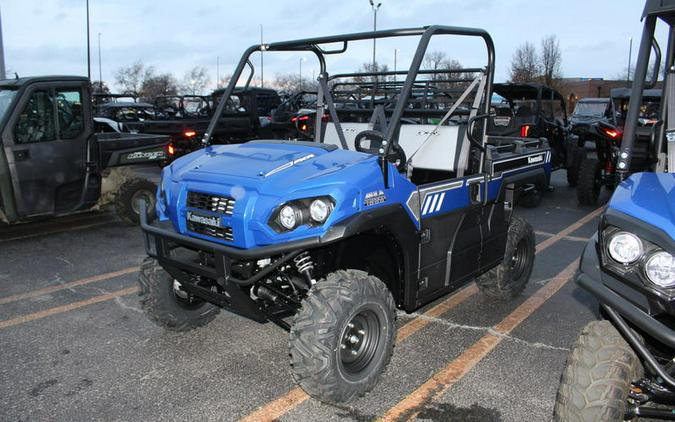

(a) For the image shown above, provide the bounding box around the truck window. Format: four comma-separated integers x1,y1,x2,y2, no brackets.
56,89,84,139
14,90,57,144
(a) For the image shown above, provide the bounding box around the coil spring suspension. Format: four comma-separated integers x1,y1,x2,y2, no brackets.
294,252,315,287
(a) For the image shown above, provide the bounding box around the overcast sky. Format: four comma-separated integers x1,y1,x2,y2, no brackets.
1,0,664,92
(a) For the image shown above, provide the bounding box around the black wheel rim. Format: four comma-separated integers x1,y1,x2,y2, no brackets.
131,190,155,215
510,239,529,281
339,309,381,376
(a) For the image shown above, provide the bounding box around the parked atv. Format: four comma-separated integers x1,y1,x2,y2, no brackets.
555,2,675,420
137,26,546,404
0,76,168,225
576,87,662,205
569,97,610,144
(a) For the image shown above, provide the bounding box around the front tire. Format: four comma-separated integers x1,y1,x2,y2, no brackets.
115,178,157,224
567,148,585,187
289,270,396,404
138,258,220,332
476,215,535,300
554,320,642,422
577,158,602,205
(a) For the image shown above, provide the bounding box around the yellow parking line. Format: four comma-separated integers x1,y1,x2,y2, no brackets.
376,259,579,422
0,286,139,330
0,266,139,305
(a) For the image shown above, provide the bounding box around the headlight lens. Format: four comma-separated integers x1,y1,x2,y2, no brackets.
278,205,298,230
645,251,675,288
608,232,643,264
309,199,331,223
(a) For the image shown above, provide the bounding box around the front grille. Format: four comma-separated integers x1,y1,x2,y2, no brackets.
187,191,235,215
187,220,234,241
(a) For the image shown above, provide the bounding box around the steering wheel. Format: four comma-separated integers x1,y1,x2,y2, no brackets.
354,129,407,173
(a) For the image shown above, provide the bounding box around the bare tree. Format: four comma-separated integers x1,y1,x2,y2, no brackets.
540,35,562,86
114,61,146,94
217,74,233,90
352,62,395,84
273,73,318,94
140,73,178,102
181,66,210,95
91,80,110,94
509,42,540,83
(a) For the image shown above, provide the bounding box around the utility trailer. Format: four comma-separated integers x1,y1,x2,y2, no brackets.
137,25,549,404
0,76,168,224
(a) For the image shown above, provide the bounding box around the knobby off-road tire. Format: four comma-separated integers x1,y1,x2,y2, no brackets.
554,320,643,422
576,158,602,205
115,178,157,224
475,215,535,300
567,148,585,187
289,270,396,404
138,258,220,332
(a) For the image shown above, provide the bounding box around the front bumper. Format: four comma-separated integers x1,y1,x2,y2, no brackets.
576,236,675,349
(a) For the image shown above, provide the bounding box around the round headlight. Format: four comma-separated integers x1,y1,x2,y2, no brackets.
278,205,297,230
608,232,643,264
645,251,675,288
309,199,331,223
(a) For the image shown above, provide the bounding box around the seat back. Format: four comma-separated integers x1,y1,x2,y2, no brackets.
398,124,466,172
323,122,370,150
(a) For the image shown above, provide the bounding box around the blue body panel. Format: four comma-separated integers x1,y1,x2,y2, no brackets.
607,172,675,240
158,142,418,249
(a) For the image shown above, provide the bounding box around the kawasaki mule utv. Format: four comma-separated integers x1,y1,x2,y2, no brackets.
0,76,168,225
555,1,675,420
138,26,549,403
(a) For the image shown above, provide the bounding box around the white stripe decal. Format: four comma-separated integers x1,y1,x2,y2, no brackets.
421,195,432,215
428,194,439,215
435,192,445,212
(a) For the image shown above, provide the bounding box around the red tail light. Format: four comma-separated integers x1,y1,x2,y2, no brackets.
183,130,197,138
291,115,310,123
520,125,531,138
601,127,622,139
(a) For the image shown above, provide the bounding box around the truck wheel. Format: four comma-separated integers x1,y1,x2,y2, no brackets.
289,270,396,404
138,258,220,332
554,320,642,422
116,178,157,224
567,149,585,187
475,215,534,300
577,158,602,205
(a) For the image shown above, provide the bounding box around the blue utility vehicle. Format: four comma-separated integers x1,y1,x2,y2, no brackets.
139,26,549,403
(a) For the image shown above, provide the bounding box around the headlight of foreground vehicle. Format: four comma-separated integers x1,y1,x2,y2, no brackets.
608,232,643,264
271,196,334,232
645,251,675,288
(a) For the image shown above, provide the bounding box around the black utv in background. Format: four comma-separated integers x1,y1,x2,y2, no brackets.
0,76,168,224
569,97,610,143
488,83,580,186
575,88,662,205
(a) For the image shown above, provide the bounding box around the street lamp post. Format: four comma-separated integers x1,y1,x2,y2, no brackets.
627,36,633,85
260,24,264,88
86,0,91,81
393,48,399,82
0,5,6,80
97,32,102,91
299,57,305,87
369,0,382,71
217,56,220,88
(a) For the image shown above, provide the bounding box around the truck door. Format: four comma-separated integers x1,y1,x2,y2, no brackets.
2,82,90,218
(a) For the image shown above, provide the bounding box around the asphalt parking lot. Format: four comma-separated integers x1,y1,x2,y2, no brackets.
0,169,609,422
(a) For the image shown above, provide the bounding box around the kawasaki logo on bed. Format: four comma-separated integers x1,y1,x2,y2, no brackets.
120,148,167,164
187,211,220,228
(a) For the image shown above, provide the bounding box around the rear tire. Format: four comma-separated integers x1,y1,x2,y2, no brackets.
138,258,220,332
476,215,535,300
554,320,642,422
115,178,157,224
577,158,602,205
289,270,396,404
567,149,585,187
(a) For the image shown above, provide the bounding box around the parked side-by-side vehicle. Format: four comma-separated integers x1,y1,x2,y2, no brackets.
136,25,552,403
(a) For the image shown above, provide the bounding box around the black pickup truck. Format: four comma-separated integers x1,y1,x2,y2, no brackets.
0,76,169,224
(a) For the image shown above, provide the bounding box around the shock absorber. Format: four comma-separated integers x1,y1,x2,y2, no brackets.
294,252,315,287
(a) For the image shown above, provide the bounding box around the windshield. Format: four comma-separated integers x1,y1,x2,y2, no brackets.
0,89,17,123
573,101,607,117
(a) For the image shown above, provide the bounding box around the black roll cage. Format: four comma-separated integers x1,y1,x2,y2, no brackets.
202,25,495,162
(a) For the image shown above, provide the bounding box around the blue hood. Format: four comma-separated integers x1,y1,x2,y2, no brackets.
608,172,675,240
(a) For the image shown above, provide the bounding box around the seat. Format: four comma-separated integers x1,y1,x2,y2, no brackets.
397,124,466,173
323,122,370,150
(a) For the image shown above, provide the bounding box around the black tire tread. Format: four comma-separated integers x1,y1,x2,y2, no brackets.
289,270,396,404
475,215,535,300
577,158,601,205
138,258,219,332
554,320,642,422
115,178,157,224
